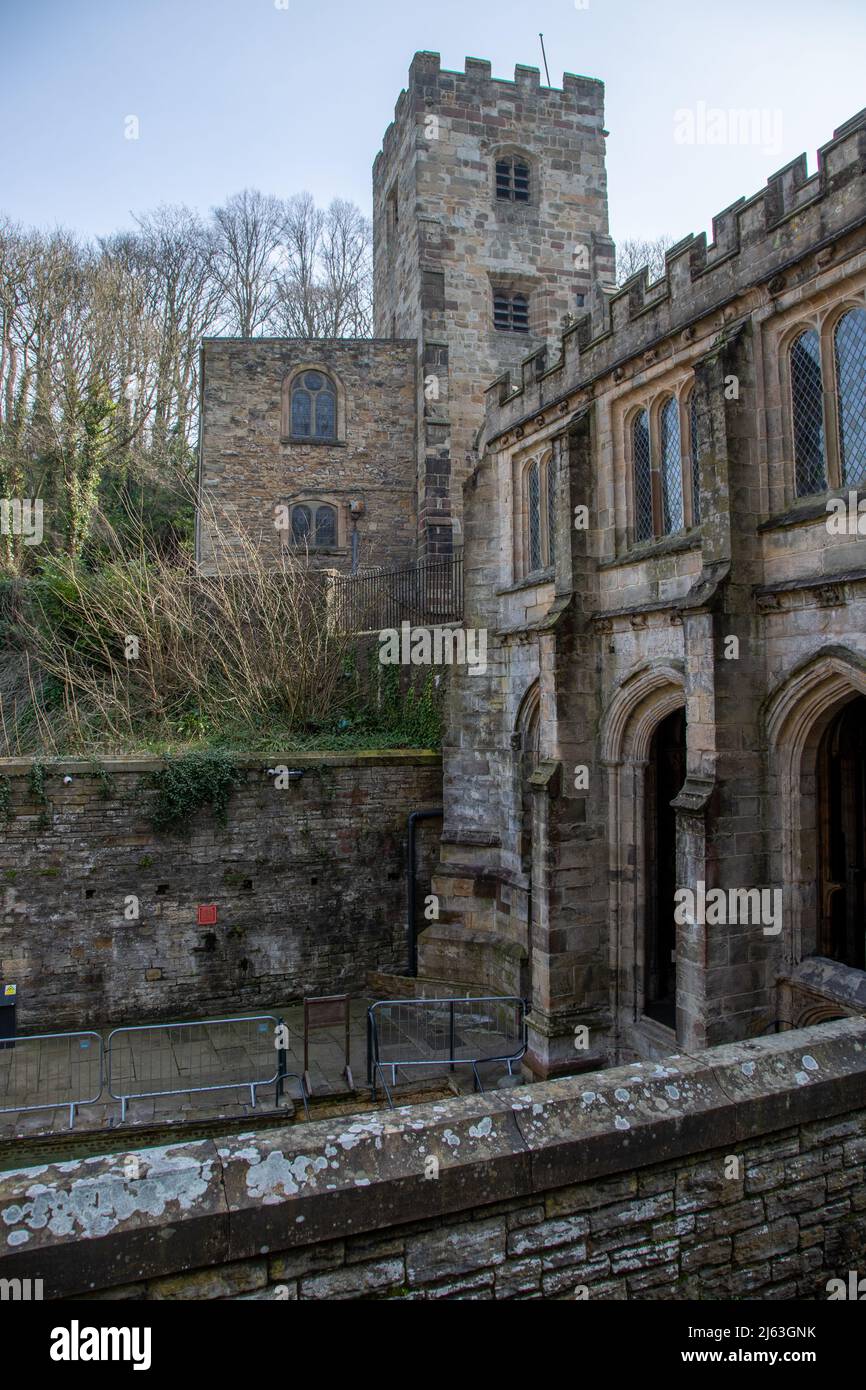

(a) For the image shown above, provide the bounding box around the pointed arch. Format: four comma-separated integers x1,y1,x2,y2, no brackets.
765,647,866,965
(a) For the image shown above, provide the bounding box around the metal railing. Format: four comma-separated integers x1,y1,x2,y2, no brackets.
367,996,527,1106
329,553,464,634
107,1014,288,1121
0,1030,103,1130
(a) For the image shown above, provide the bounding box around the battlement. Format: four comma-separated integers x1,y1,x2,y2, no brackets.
485,108,866,437
374,51,605,174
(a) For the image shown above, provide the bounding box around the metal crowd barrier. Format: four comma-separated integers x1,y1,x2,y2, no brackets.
107,1014,287,1121
0,1030,103,1130
367,996,527,1107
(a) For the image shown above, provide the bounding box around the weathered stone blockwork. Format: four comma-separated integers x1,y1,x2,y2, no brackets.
0,753,440,1031
2,1020,864,1301
197,339,418,574
373,52,614,555
428,109,866,1075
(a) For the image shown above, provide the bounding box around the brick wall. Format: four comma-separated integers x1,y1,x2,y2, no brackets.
0,752,441,1032
1,1019,863,1300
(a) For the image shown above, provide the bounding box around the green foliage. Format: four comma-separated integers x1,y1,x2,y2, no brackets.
87,758,115,799
0,776,12,824
27,760,51,828
393,672,442,748
90,468,195,567
146,749,241,833
28,761,47,803
60,381,118,559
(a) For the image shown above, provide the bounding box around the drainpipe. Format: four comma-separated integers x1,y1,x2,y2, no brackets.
407,808,443,976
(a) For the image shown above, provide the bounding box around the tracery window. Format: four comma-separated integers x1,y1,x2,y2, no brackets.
629,393,699,544
521,450,557,576
787,304,866,496
290,502,338,548
290,371,337,441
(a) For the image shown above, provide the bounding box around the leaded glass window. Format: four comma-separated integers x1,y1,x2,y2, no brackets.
791,329,827,496
528,459,542,571
660,397,684,535
689,393,701,526
546,451,557,568
315,505,336,547
834,308,866,487
290,371,337,440
633,410,653,543
291,505,311,543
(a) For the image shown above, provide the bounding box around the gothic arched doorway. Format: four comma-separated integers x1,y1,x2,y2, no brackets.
644,706,686,1027
818,695,866,970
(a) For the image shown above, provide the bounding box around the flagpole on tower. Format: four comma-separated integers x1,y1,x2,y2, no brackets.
539,33,551,87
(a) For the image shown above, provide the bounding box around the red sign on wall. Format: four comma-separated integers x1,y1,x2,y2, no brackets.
197,904,218,926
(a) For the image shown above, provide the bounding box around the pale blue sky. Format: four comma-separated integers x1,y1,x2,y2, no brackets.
2,0,863,250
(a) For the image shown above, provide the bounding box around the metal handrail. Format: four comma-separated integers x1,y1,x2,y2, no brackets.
0,1030,104,1130
329,552,464,634
367,996,527,1107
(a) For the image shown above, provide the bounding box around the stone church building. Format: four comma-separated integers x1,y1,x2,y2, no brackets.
198,54,866,1078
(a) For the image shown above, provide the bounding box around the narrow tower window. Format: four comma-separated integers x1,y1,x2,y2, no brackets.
493,291,529,333
496,157,530,203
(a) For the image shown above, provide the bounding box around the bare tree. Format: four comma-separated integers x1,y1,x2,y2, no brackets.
211,189,285,337
0,186,373,570
615,235,676,287
319,199,373,337
274,195,372,338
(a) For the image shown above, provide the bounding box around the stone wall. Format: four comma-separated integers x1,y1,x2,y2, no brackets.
198,338,418,574
1,1019,864,1300
373,52,614,556
0,752,441,1032
427,107,866,1076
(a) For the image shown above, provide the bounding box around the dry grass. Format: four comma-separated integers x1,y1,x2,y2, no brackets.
0,495,364,755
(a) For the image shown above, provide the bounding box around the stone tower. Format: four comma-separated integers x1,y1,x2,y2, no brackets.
373,52,615,558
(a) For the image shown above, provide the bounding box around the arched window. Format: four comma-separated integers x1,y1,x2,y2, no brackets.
493,290,529,333
314,504,336,547
289,502,339,549
519,450,558,577
496,156,530,203
527,459,542,571
546,448,557,568
689,392,701,526
834,307,866,486
291,504,312,544
290,370,337,441
660,397,684,535
790,329,827,496
632,410,653,543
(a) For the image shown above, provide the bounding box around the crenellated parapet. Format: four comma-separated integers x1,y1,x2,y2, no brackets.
374,51,605,176
485,108,866,440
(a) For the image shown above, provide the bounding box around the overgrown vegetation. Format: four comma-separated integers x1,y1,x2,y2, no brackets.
0,500,445,757
146,750,241,832
0,197,373,577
